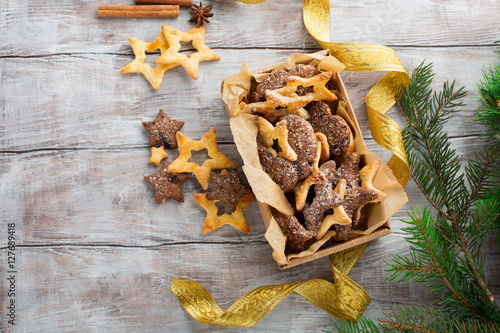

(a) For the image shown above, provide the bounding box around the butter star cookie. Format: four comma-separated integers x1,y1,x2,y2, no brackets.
155,24,220,80
193,192,255,235
148,145,169,166
167,128,236,190
121,33,179,90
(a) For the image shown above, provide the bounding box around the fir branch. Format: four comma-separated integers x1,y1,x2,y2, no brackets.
325,317,381,333
449,208,494,303
327,51,500,333
386,208,481,317
396,61,498,316
461,148,499,216
398,62,467,216
379,305,500,333
474,42,500,138
327,306,500,333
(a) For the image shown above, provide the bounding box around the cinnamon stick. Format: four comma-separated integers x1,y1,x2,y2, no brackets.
98,5,178,11
136,0,193,6
98,10,178,18
97,5,179,18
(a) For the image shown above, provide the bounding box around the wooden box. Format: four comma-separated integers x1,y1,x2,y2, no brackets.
222,51,407,269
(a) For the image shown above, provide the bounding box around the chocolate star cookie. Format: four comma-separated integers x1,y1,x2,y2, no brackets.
257,146,298,193
143,109,184,148
206,169,252,212
303,161,343,236
144,161,189,203
275,214,314,253
308,101,352,157
333,152,360,187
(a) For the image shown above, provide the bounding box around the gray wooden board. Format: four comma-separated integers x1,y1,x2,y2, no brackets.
1,0,499,331
1,0,499,57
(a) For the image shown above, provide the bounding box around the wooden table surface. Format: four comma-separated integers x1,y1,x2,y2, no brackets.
1,0,499,332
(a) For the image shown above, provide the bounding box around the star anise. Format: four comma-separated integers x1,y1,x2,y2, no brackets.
189,2,213,27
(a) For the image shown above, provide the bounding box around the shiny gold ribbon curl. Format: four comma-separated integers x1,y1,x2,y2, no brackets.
171,243,370,327
172,0,410,327
303,0,410,187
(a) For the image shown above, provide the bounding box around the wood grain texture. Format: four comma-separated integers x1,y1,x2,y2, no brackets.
1,47,497,152
0,135,491,247
1,0,499,331
0,0,498,57
0,238,498,332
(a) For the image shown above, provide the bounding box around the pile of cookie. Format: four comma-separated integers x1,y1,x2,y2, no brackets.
142,109,254,234
247,64,386,254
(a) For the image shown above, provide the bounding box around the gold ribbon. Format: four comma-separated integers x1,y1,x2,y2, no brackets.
303,0,410,187
171,0,411,327
171,243,370,327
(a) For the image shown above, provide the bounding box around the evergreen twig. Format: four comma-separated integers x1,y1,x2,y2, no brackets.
325,53,500,332
392,61,499,322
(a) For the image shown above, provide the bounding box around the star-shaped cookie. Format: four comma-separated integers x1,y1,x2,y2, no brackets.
293,142,327,211
142,109,185,148
303,161,344,236
148,145,169,166
193,192,255,235
121,33,180,90
343,186,378,222
155,24,220,80
333,152,360,187
167,128,236,190
144,161,189,203
206,169,253,212
315,182,351,240
248,71,337,118
275,214,314,253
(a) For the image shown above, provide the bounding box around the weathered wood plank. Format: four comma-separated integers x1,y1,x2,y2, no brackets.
0,135,490,247
1,0,499,331
1,47,497,152
0,236,498,332
0,0,498,57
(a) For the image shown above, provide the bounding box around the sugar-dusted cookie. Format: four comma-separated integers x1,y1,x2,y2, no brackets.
248,72,337,119
251,64,320,102
308,101,351,157
274,214,314,253
332,152,360,187
280,114,318,180
143,109,184,148
303,161,344,236
206,169,253,213
257,146,298,193
144,161,189,203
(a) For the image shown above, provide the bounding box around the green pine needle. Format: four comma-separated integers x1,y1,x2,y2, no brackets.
474,41,500,139
393,61,500,323
325,48,500,332
326,306,500,333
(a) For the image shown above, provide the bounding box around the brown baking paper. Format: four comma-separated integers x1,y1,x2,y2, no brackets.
222,52,408,268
